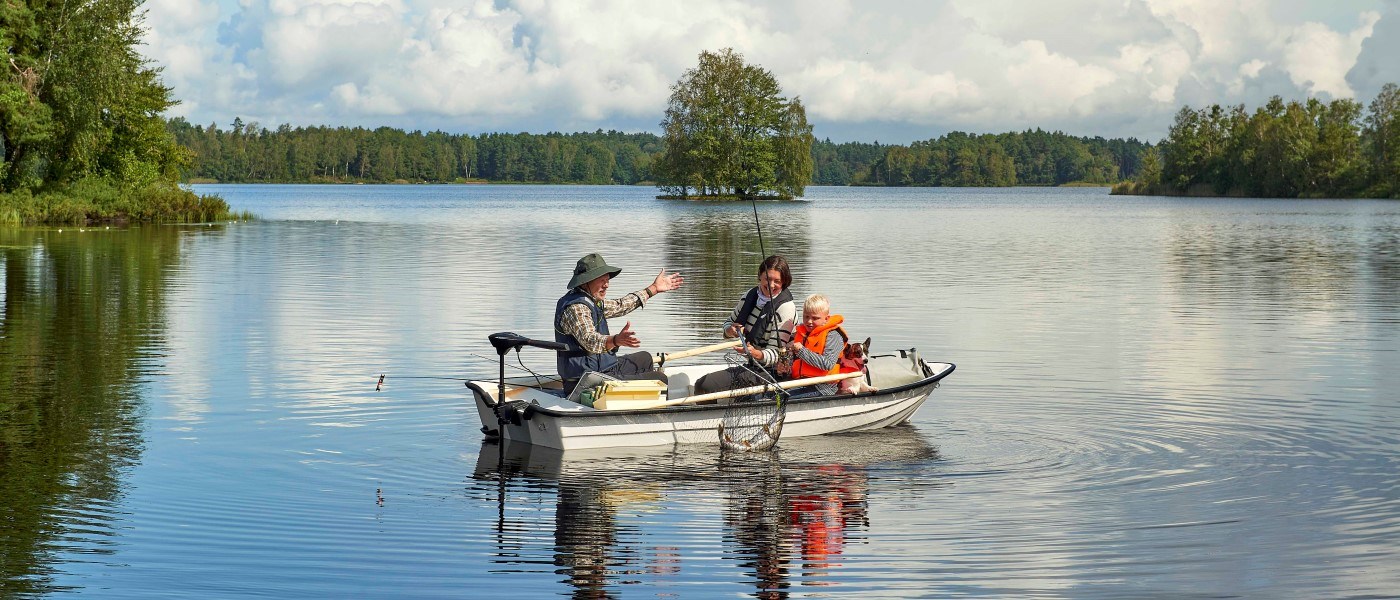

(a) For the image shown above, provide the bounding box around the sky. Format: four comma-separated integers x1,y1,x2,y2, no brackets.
141,0,1400,144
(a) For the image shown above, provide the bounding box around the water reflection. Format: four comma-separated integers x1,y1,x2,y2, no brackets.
473,426,937,598
1365,224,1400,321
1166,214,1400,318
660,203,811,337
0,226,198,596
721,451,871,598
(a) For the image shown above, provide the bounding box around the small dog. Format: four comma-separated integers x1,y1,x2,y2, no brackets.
837,337,879,394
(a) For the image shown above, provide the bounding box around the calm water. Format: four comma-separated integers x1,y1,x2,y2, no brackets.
3,185,1399,598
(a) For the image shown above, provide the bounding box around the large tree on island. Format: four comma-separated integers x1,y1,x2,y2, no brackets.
655,48,814,199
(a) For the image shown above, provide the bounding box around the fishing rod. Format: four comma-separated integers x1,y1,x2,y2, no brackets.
374,352,560,391
750,196,766,257
374,374,472,391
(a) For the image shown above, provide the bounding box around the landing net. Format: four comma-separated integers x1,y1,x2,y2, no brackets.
717,354,788,452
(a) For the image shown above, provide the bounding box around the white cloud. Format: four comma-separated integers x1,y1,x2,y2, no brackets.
792,60,982,124
1004,40,1117,118
1281,12,1380,98
1239,59,1268,79
257,2,409,89
1348,1,1400,103
140,0,1391,142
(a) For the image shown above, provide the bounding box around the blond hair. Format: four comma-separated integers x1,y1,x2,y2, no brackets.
803,294,830,316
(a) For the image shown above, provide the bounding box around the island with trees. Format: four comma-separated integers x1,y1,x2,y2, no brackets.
651,48,815,200
1114,84,1399,199
1,1,242,225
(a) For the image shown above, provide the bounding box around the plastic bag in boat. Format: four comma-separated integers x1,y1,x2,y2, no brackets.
866,348,924,388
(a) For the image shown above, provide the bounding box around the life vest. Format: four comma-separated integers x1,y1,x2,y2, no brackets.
554,289,617,387
735,286,794,348
790,315,848,380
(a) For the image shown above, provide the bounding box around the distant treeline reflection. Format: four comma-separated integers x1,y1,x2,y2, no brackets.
168,118,1149,188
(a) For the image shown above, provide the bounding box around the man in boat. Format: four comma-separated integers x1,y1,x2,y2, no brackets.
555,253,684,395
693,255,797,395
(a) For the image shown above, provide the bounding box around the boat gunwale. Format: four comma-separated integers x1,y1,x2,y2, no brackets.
467,361,955,418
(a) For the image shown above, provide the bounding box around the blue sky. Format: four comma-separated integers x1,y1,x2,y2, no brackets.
142,0,1400,143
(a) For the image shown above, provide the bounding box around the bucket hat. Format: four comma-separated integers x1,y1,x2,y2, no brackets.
567,253,622,289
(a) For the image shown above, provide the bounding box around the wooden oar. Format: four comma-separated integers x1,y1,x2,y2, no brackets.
595,371,865,411
652,341,735,366
677,371,864,405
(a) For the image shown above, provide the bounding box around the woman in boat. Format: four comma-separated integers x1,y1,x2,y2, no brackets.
555,253,684,395
692,255,797,395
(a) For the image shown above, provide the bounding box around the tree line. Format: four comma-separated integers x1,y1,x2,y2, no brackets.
821,130,1148,187
167,118,664,185
170,118,1148,188
1115,84,1400,198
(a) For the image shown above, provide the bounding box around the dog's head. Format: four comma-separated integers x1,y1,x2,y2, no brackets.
838,337,871,371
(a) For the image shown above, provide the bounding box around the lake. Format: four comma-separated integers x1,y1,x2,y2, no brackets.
2,184,1398,598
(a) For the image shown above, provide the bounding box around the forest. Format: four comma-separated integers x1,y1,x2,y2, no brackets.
169,118,1150,189
1115,84,1400,198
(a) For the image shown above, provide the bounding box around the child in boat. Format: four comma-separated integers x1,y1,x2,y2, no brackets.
786,294,848,397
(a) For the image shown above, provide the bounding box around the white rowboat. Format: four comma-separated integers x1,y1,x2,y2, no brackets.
468,344,954,450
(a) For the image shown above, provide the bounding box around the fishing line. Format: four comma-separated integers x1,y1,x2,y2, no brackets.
373,374,469,391
466,351,544,373
470,350,560,388
374,353,559,391
750,196,766,257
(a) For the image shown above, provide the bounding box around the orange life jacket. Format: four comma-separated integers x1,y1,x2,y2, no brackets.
790,315,848,380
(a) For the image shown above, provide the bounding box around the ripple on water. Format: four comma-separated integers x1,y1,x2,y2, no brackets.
12,188,1400,598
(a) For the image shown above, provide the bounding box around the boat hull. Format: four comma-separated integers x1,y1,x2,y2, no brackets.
469,361,953,450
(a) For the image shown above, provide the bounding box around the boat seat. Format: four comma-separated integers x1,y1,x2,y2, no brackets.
666,372,693,400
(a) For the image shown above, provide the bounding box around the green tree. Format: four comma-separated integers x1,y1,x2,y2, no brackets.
1364,83,1400,197
1117,89,1400,198
774,100,814,196
1,0,231,223
44,0,189,186
655,48,813,198
1308,98,1364,197
1137,146,1162,188
1,1,52,189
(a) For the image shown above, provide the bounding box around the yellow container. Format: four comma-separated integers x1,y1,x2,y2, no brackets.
593,380,668,410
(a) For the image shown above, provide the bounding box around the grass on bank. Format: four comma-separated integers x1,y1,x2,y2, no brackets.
0,179,254,225
1110,179,1399,198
